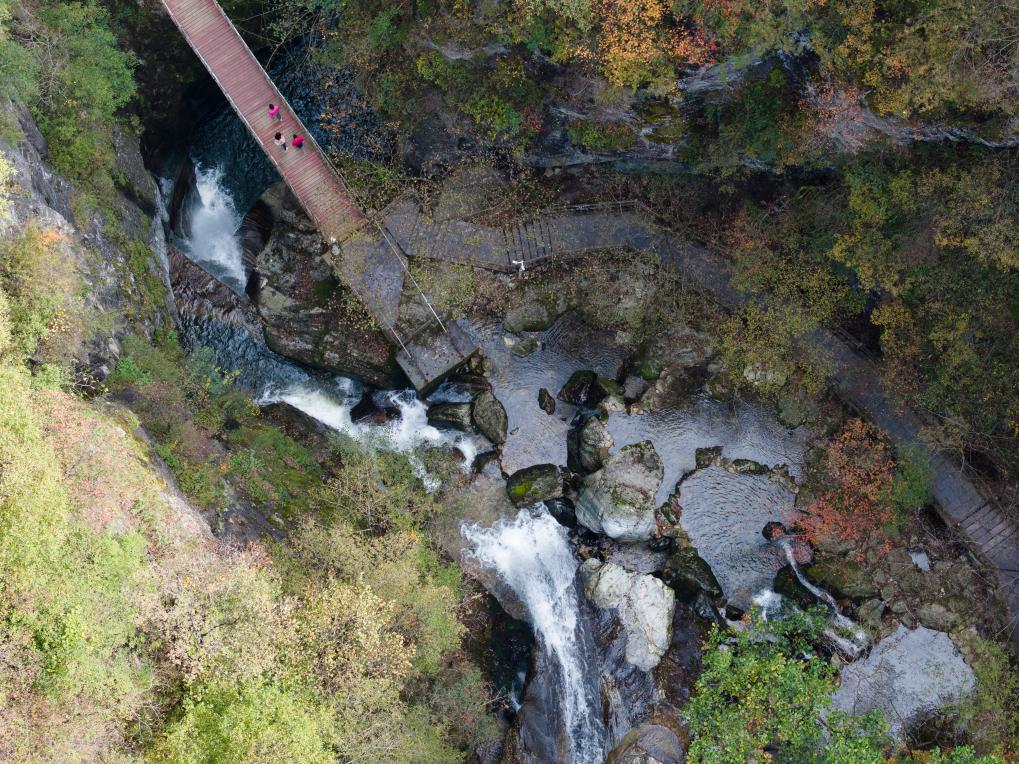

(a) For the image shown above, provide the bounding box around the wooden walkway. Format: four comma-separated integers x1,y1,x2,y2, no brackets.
160,0,477,391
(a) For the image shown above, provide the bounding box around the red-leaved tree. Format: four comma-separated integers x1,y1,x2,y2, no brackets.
797,419,895,554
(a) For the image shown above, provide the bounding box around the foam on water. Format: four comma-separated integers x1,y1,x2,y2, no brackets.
462,507,607,764
258,384,480,488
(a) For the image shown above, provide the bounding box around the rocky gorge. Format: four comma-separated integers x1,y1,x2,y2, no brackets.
1,0,1016,759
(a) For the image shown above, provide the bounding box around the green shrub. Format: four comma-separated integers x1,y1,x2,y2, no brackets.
150,678,334,764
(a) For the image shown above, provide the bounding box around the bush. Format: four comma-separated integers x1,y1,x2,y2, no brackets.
150,678,334,764
0,222,84,363
686,611,888,763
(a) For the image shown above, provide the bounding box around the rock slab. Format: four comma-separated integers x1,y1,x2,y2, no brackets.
581,559,675,671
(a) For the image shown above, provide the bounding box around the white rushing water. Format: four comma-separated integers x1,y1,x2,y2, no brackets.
258,384,479,489
462,508,606,764
779,539,869,659
184,166,247,293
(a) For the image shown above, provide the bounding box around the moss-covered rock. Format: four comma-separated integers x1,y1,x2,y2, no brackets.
662,546,723,602
471,391,508,444
506,464,563,506
427,402,475,432
805,556,879,602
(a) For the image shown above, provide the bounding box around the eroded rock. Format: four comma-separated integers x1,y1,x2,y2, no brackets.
578,416,613,473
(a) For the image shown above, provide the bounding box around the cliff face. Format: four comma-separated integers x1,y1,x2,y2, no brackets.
0,101,177,381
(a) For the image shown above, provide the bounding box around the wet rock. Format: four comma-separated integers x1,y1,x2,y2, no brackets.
622,375,649,402
472,390,508,444
252,183,402,387
545,497,576,525
350,390,400,424
597,393,627,415
806,557,879,601
511,336,542,357
580,559,675,671
729,458,769,475
578,416,613,472
506,464,563,507
576,441,664,542
772,566,817,610
427,401,475,432
594,376,624,401
832,626,975,740
537,387,555,415
857,599,886,631
558,369,597,405
694,446,722,469
605,717,689,764
704,371,735,401
662,546,723,602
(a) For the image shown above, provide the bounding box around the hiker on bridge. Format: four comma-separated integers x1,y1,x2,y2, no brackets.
267,103,281,120
291,133,305,149
274,132,287,150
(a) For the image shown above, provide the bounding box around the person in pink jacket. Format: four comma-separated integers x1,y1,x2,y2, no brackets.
291,134,304,149
267,103,281,120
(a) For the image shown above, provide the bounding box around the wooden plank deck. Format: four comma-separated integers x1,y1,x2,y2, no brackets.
161,0,366,244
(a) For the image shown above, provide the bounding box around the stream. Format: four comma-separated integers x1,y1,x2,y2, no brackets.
162,97,970,759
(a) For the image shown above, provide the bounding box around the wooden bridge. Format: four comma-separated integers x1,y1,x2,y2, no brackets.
159,0,477,392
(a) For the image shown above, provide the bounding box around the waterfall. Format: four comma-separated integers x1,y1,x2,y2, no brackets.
779,539,869,659
462,507,607,764
182,166,248,293
257,385,479,489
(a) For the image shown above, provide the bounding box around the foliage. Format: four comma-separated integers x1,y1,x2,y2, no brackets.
566,119,636,151
6,0,136,200
685,610,888,763
0,222,84,364
956,637,1019,756
150,678,334,764
796,419,896,552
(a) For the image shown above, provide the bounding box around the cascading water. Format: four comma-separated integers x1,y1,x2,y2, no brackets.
462,507,607,764
778,538,869,659
180,166,248,293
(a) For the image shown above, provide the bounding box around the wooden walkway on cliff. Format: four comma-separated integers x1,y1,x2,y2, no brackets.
159,0,476,392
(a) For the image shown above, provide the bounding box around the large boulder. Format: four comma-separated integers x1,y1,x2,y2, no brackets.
251,183,403,388
662,546,723,602
580,559,675,671
577,416,613,472
472,390,508,444
576,441,663,542
605,718,689,764
427,402,475,432
506,464,563,507
805,557,879,602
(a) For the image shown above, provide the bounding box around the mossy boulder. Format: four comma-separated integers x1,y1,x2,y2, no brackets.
575,440,663,542
511,336,541,357
471,390,508,445
805,557,879,602
506,464,563,506
426,402,474,432
662,546,723,601
538,388,555,415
